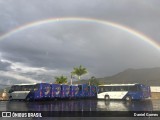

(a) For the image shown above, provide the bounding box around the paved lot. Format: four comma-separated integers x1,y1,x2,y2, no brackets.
0,99,159,111
0,99,160,119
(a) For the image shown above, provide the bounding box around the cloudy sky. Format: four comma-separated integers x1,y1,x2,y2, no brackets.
0,0,160,84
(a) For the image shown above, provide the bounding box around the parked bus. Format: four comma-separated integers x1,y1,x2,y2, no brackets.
60,84,70,98
69,85,79,99
88,85,97,98
51,84,61,99
77,84,89,98
8,83,51,101
97,83,151,101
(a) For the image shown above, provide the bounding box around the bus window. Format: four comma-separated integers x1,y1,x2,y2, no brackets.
15,86,21,91
34,84,40,91
113,86,121,91
105,86,112,91
29,85,34,91
129,86,137,92
120,86,128,91
23,85,32,91
120,86,124,91
137,86,142,92
13,86,17,91
100,87,104,92
111,86,116,91
99,86,107,93
22,86,28,91
22,86,26,91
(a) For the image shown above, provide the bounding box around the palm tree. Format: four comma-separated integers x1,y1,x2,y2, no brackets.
72,65,88,80
55,75,68,84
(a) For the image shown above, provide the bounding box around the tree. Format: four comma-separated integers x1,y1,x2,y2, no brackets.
89,76,104,86
55,75,68,84
72,65,88,80
88,76,100,86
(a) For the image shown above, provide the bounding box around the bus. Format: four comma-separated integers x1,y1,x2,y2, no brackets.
69,85,79,99
97,83,151,101
51,84,61,99
8,83,51,101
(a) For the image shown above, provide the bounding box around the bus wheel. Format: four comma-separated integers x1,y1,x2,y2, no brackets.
105,95,110,100
125,96,132,101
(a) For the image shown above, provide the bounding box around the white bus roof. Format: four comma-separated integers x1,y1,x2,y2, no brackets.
98,83,138,86
13,83,38,86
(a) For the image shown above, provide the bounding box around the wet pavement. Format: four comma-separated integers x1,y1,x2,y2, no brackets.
0,99,160,119
0,99,159,111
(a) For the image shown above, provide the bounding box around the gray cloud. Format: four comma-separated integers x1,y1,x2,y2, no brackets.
1,22,160,78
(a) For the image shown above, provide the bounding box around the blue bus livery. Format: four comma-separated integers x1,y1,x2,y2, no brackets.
69,85,79,98
51,84,61,99
60,84,70,98
77,84,89,98
88,85,97,98
41,83,51,100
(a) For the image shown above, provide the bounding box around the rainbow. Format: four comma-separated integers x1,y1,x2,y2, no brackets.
0,17,160,51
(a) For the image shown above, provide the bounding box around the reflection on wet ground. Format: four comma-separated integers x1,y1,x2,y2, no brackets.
0,100,160,120
0,99,159,111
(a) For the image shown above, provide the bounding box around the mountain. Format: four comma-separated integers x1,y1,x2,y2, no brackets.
73,67,160,86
